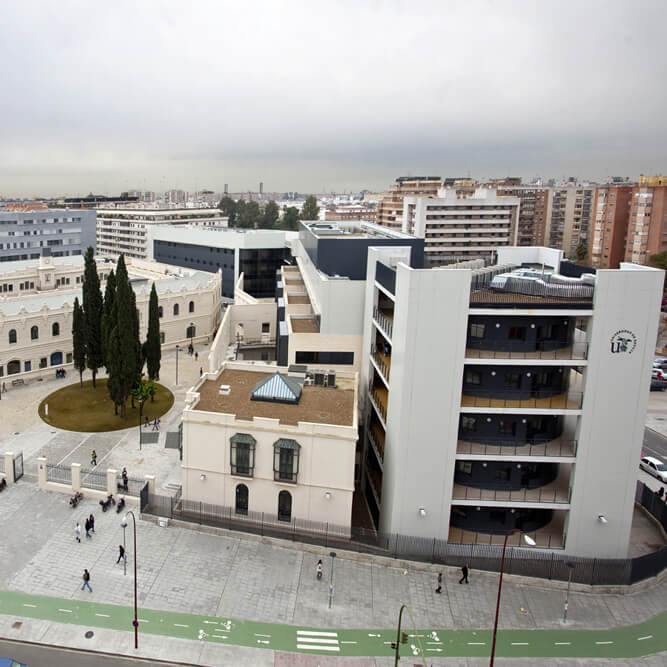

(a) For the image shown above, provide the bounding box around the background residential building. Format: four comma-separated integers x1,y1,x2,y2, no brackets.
403,188,520,266
590,184,633,269
625,179,667,266
375,176,441,231
0,209,96,263
544,185,595,259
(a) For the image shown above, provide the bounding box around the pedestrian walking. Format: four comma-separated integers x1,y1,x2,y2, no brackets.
75,522,81,543
122,468,129,492
195,351,198,361
84,518,91,539
435,572,442,594
81,569,92,592
156,418,160,431
199,367,203,376
91,450,97,466
1,382,6,394
316,559,323,580
145,416,150,428
459,564,470,584
152,419,157,431
89,513,95,534
117,545,127,564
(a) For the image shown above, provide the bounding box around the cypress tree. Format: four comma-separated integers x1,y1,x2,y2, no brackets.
106,255,141,418
101,269,116,371
82,247,104,387
144,283,161,381
72,297,87,387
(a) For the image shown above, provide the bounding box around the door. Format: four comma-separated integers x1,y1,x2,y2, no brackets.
278,490,292,522
235,484,249,516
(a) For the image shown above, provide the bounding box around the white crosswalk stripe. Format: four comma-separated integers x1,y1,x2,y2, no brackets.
297,630,340,652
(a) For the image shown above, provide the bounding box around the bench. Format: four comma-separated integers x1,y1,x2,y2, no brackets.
11,379,25,387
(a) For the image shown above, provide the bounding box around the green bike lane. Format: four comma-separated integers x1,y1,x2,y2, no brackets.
0,589,665,660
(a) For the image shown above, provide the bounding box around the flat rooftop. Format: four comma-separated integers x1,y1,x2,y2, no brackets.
194,368,355,426
305,221,413,240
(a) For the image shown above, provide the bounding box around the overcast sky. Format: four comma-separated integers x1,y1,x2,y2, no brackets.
0,0,665,197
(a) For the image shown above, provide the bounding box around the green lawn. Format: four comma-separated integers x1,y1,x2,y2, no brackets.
38,378,174,432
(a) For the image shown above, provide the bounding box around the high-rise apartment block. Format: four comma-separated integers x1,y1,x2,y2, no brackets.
496,185,550,246
625,179,667,266
544,185,595,258
375,177,441,231
402,188,520,266
590,184,633,269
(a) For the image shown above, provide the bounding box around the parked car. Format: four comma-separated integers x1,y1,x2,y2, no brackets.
0,658,26,667
640,456,667,483
654,358,667,370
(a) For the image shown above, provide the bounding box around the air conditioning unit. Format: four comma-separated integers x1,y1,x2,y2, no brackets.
219,384,231,396
304,378,314,386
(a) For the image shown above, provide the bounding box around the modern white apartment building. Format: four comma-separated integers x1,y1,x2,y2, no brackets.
0,256,222,382
96,208,229,260
180,362,358,529
360,245,662,558
402,188,520,266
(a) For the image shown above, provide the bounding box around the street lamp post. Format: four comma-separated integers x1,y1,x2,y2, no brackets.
489,529,536,666
328,551,336,609
563,562,575,623
121,512,139,649
138,397,144,451
175,344,180,386
121,520,127,577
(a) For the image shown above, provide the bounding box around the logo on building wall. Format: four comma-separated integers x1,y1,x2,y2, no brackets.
610,329,637,354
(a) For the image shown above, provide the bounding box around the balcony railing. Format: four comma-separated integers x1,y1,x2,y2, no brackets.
461,390,583,410
370,346,391,382
367,427,385,466
369,385,388,422
457,438,577,458
465,341,588,360
448,520,565,549
452,481,571,504
367,467,383,504
372,307,393,339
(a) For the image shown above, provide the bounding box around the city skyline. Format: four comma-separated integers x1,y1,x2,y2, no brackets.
0,1,665,197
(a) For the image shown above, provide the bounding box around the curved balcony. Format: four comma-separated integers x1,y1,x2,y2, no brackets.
451,477,571,504
463,365,567,401
450,506,554,535
456,437,577,458
465,340,588,360
461,390,582,410
458,414,563,445
454,460,559,491
449,509,565,547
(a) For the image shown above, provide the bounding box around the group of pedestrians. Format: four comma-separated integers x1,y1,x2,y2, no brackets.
74,514,95,542
435,564,470,593
143,417,161,431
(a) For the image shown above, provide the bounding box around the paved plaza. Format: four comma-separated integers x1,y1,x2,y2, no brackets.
0,346,665,664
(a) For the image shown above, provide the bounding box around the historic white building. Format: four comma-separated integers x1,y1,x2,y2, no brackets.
0,256,222,382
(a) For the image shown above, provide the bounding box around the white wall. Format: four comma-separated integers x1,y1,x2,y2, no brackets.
567,264,663,557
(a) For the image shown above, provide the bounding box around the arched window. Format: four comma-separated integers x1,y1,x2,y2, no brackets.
30,326,39,340
8,329,17,344
158,306,163,318
50,351,63,366
186,324,196,340
189,300,195,313
173,303,179,316
52,322,60,336
235,484,249,516
278,490,292,522
7,360,20,375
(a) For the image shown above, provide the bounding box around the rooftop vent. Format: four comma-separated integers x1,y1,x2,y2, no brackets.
219,384,231,395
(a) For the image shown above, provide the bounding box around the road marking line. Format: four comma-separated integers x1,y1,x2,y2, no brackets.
638,635,653,641
426,649,443,653
22,604,37,608
409,633,425,637
257,640,270,645
138,619,149,623
296,644,340,652
203,620,218,625
58,609,72,613
213,635,228,640
340,641,357,644
555,642,571,645
427,641,443,645
255,633,271,638
512,642,529,646
95,613,110,618
595,641,613,645
468,642,486,645
174,623,189,628
297,631,338,637
368,633,381,637
296,638,340,645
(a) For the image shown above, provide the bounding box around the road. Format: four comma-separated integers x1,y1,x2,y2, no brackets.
0,638,192,667
0,590,665,661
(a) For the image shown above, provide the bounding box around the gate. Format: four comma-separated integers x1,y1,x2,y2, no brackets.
140,482,149,511
12,452,23,482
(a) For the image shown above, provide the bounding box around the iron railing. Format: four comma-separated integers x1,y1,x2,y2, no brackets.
369,386,387,421
46,464,71,485
451,483,572,504
80,468,107,491
370,346,390,382
116,474,146,497
465,341,588,360
456,439,577,458
372,307,393,339
461,390,584,410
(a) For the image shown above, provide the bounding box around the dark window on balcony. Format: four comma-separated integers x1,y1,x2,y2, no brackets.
456,461,472,475
490,510,505,524
508,326,526,341
499,420,516,435
495,467,511,481
231,433,256,476
504,372,521,389
465,370,481,385
262,322,270,333
537,324,554,339
470,323,485,338
274,439,300,483
532,371,552,387
461,416,476,431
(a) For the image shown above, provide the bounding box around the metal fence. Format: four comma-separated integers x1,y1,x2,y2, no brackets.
46,464,71,485
143,481,667,586
116,475,146,497
80,468,107,491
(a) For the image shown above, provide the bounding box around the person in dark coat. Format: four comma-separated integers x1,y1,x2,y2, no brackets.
435,572,442,593
89,513,95,534
459,564,470,584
